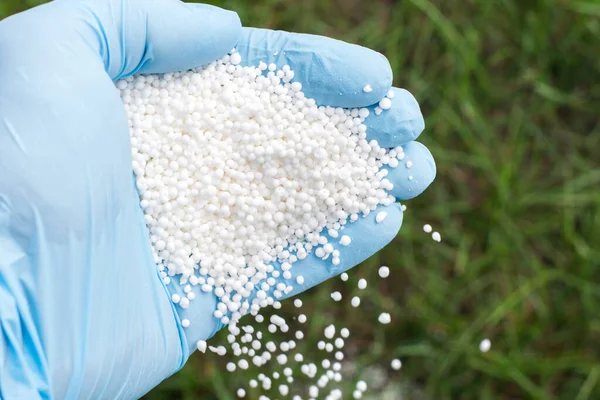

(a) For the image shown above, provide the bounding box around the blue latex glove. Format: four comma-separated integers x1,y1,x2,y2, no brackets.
0,1,435,399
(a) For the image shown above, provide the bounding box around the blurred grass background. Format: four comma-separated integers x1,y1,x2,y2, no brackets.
2,0,600,399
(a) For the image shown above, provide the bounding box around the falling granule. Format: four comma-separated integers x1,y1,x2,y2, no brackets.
356,380,368,392
378,313,391,324
330,291,342,302
432,231,442,242
391,359,402,370
196,340,207,353
479,338,491,353
358,278,367,289
279,385,289,396
351,296,361,307
340,272,349,281
378,266,390,278
324,324,336,339
277,354,288,365
423,224,432,233
237,388,246,398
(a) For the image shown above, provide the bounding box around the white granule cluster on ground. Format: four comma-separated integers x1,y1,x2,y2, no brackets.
117,49,403,325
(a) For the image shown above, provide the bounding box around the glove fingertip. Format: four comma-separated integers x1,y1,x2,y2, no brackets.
317,45,393,108
186,3,242,59
132,3,242,76
386,141,436,200
364,87,425,148
235,28,392,108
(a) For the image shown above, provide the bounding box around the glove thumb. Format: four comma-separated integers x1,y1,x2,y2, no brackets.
2,0,242,80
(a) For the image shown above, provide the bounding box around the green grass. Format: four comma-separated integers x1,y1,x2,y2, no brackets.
3,0,600,398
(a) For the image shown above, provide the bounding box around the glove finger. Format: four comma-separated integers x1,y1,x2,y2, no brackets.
110,0,241,79
25,0,242,80
275,203,403,298
235,27,393,108
363,87,426,147
385,141,436,200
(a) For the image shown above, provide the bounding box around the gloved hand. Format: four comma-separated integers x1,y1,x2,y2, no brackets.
0,1,435,399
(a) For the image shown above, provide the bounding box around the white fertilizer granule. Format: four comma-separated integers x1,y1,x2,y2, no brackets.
196,340,207,353
339,235,352,246
378,98,392,110
479,338,491,353
324,324,336,339
391,359,402,370
358,279,367,289
375,211,388,223
378,313,391,324
378,266,390,278
356,380,367,391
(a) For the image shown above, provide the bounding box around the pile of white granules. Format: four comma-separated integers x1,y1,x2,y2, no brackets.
118,49,417,398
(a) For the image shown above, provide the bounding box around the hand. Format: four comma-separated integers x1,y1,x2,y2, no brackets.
0,1,434,399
